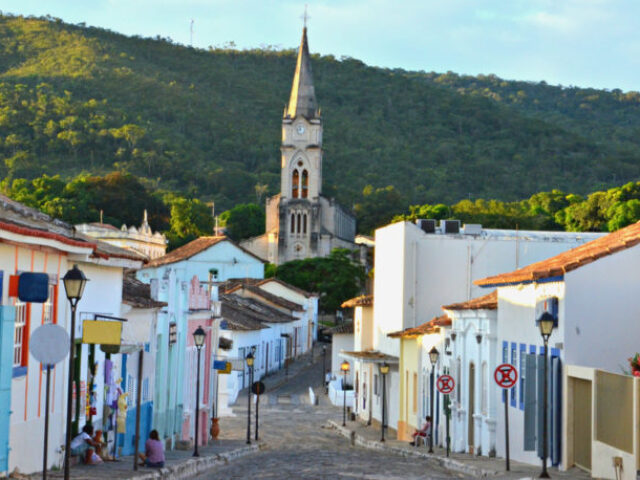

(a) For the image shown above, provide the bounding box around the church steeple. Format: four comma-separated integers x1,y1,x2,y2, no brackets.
286,27,317,119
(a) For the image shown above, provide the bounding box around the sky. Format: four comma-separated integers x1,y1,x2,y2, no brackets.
1,0,638,92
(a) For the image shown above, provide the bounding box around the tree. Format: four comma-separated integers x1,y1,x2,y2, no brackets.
273,249,365,313
218,203,265,241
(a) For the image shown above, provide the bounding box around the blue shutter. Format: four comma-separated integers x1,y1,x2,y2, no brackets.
523,352,537,451
0,306,14,472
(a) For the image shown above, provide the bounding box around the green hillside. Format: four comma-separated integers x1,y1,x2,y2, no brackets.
1,13,640,213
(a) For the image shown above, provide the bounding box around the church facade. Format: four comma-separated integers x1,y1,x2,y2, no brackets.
241,27,357,265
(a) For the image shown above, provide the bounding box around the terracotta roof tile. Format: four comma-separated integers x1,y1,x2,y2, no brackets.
475,221,640,287
146,236,265,268
388,314,450,338
341,295,373,308
122,274,166,309
341,350,397,362
226,284,304,312
442,291,498,311
325,322,354,334
257,277,318,298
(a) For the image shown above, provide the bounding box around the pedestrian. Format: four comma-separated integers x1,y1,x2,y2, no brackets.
324,369,331,394
70,424,102,464
137,429,165,468
410,416,432,446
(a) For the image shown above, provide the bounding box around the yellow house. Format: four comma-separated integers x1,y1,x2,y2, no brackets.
388,315,450,441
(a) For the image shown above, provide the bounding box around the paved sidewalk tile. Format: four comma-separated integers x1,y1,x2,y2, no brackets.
327,416,590,479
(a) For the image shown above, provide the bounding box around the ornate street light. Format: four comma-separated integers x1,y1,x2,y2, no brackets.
246,350,255,444
379,362,390,442
341,360,350,426
428,346,439,453
62,265,87,480
537,312,555,478
192,326,206,457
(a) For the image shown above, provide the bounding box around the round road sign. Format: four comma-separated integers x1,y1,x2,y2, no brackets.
437,375,455,394
494,363,518,389
29,324,69,366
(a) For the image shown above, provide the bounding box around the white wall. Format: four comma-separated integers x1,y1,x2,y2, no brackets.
332,333,354,385
563,244,640,372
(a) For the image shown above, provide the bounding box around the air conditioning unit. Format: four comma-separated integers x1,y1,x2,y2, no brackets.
463,224,482,235
415,219,436,234
440,220,461,234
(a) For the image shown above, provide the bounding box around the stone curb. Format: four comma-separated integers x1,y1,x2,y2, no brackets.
39,444,259,480
327,420,500,478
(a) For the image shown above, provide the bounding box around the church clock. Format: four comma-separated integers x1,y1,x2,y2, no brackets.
296,124,305,135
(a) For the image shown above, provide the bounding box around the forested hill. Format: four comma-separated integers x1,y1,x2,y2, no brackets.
1,13,640,212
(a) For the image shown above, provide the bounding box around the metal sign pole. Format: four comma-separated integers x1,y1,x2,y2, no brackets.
504,389,510,471
445,394,450,457
43,365,52,480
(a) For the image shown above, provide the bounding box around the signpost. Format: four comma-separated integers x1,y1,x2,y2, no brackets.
437,374,455,457
30,324,70,480
494,363,518,471
251,381,266,441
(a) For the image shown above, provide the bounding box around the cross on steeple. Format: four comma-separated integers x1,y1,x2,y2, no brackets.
300,4,310,28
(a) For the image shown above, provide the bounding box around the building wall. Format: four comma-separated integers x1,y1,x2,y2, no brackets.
496,282,565,466
563,244,640,372
397,338,420,441
331,333,354,385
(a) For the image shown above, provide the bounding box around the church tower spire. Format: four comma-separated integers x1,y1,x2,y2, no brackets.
286,27,317,119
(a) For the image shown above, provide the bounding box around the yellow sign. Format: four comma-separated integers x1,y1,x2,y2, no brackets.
219,362,232,375
82,320,122,346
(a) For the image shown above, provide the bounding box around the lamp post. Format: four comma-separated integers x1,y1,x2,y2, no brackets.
322,345,327,390
245,350,254,444
340,360,350,426
428,346,439,454
379,362,389,442
192,326,206,457
62,265,87,480
537,312,555,479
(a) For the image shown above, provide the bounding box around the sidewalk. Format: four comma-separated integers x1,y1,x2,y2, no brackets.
326,417,590,479
29,441,257,480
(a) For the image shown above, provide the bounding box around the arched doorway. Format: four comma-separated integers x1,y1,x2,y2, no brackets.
468,362,475,454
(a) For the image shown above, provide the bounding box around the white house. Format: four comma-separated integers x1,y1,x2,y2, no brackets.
474,220,640,472
371,220,603,433
442,291,498,457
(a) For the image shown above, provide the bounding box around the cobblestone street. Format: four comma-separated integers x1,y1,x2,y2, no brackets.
195,348,470,479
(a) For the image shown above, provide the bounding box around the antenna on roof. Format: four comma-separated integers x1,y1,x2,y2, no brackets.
190,19,194,46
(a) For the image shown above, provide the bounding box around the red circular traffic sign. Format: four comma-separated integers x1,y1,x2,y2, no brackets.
437,375,455,394
494,363,518,389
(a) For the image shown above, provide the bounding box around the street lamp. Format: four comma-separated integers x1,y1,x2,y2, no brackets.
245,350,254,444
428,346,439,453
62,264,87,480
537,312,555,479
192,326,206,457
379,362,390,442
341,360,350,426
322,345,327,392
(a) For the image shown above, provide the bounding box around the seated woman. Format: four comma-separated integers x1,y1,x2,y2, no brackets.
138,429,165,468
410,415,432,446
70,424,102,464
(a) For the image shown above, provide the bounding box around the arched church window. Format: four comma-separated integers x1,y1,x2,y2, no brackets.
303,214,307,234
292,169,299,198
290,213,295,233
297,213,301,233
302,170,308,198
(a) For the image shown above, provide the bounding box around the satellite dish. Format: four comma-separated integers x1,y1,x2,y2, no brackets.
30,324,69,366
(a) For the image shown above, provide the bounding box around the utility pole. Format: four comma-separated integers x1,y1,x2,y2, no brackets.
190,19,194,46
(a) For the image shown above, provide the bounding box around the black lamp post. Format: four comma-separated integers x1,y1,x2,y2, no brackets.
379,362,389,442
192,326,206,457
341,360,350,426
322,345,327,390
428,346,439,453
62,264,87,480
537,312,555,479
246,350,254,444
